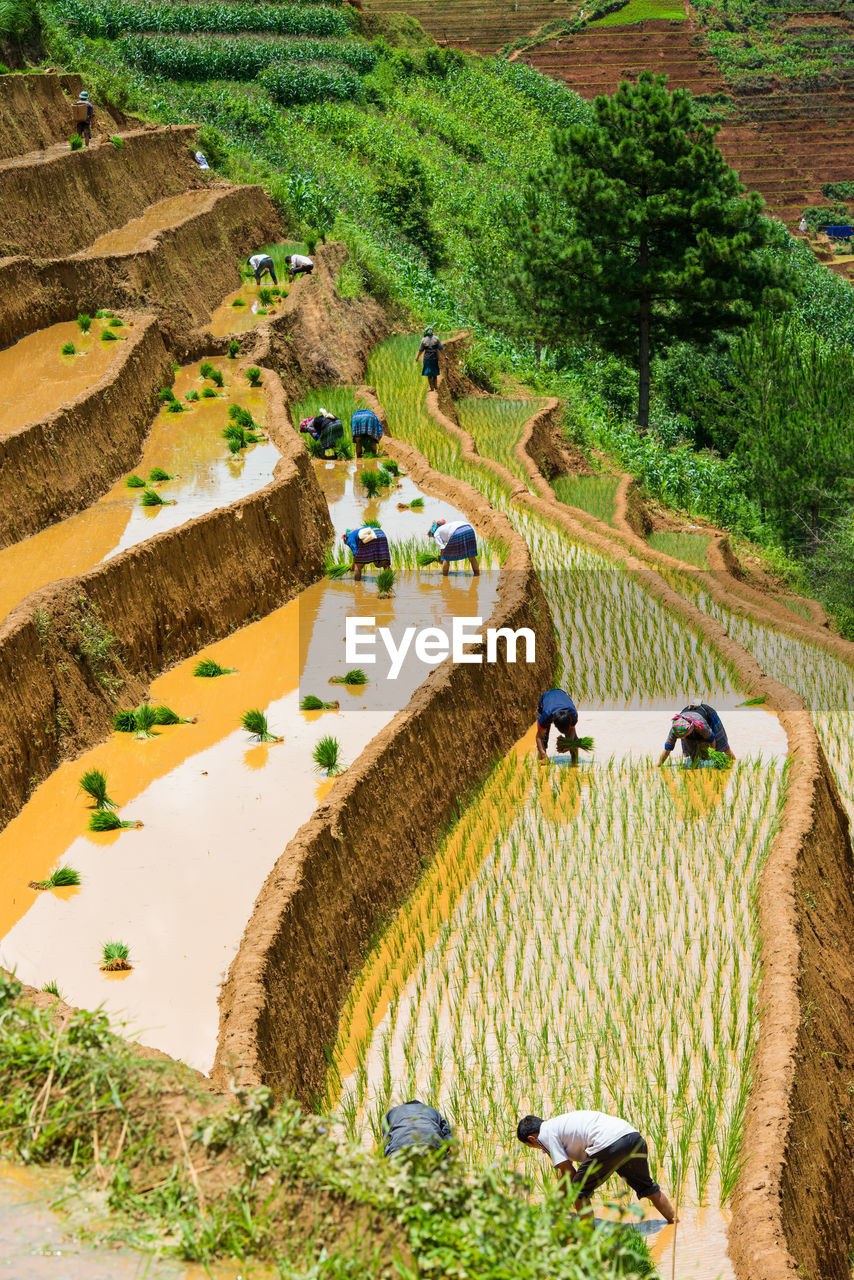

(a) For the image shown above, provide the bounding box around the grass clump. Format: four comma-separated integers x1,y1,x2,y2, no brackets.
100,941,132,971
125,473,146,488
148,467,172,483
246,366,263,387
194,657,235,677
377,566,395,597
29,866,81,890
79,768,116,811
61,341,76,355
330,668,368,686
88,811,140,833
41,980,63,998
312,735,344,775
240,708,279,742
300,695,339,711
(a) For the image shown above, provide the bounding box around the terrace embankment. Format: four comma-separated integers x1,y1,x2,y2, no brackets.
0,370,331,836
0,313,171,548
433,349,854,1280
0,72,129,159
213,389,557,1106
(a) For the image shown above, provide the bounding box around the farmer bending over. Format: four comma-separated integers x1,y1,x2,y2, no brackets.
300,408,343,457
248,252,277,285
658,702,735,768
286,253,314,283
517,1111,675,1223
350,407,384,458
382,1100,453,1158
343,525,390,582
73,90,94,146
428,518,479,577
535,688,579,765
415,327,443,392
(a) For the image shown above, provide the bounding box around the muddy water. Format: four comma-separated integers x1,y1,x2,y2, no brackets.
0,358,275,626
0,318,125,436
207,282,288,337
0,1161,274,1279
0,463,496,1069
82,190,213,256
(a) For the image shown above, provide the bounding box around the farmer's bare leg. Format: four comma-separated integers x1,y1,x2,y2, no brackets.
354,438,363,458
442,560,450,577
354,564,362,582
469,556,480,577
428,375,438,391
649,1190,676,1223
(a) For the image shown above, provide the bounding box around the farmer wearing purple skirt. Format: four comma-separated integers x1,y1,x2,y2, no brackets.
428,518,479,577
342,525,391,582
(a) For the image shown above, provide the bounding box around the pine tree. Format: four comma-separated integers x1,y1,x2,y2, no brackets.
513,73,788,427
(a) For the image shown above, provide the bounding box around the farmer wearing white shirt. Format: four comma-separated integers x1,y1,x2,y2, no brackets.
428,518,479,577
248,253,277,285
517,1110,675,1222
285,253,314,283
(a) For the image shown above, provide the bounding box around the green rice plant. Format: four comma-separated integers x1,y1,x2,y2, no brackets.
312,735,343,775
69,133,83,150
88,810,139,832
557,735,595,753
410,498,424,510
228,340,240,359
324,547,350,579
380,459,401,477
246,367,262,387
166,399,184,413
737,695,767,707
201,387,217,399
30,865,81,890
230,298,246,307
300,695,339,711
258,288,274,305
112,708,138,732
377,566,395,597
125,473,145,488
110,135,124,149
100,940,132,971
148,467,172,483
705,748,732,770
101,330,117,342
79,768,116,811
95,310,110,319
153,705,190,725
185,390,200,402
363,520,381,529
199,360,215,379
140,488,164,506
209,369,224,388
108,316,124,327
158,388,176,403
41,980,63,997
359,469,391,498
133,703,159,739
329,668,367,686
76,313,92,333
61,341,76,355
240,708,278,742
417,551,441,567
223,422,263,453
194,657,235,677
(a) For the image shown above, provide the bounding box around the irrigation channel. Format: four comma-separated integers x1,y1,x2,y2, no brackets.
0,423,499,1071
320,335,791,1280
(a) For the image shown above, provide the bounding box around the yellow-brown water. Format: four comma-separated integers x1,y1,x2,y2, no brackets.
207,282,288,337
82,190,213,256
0,460,497,1069
0,358,274,626
0,317,125,436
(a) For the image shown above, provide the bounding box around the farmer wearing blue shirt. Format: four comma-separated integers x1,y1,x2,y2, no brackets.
350,407,383,458
658,702,735,767
536,688,579,764
342,525,391,582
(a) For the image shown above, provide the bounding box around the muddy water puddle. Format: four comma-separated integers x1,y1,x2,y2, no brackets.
0,317,126,436
0,358,275,626
207,282,288,337
0,463,497,1069
82,190,213,256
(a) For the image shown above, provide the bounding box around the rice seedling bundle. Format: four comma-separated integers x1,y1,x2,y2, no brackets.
246,367,263,387
88,810,139,832
185,389,200,402
199,360,215,379
231,298,246,307
134,703,159,738
240,708,278,742
556,734,595,753
312,735,344,775
140,488,164,506
100,940,132,971
228,341,240,358
108,315,124,326
300,695,338,711
166,399,184,413
125,473,145,488
76,313,92,333
380,459,401,477
359,469,387,499
101,330,118,342
324,548,350,579
61,341,76,355
258,288,274,306
158,387,177,403
148,467,172,483
201,387,218,399
329,668,367,686
30,865,81,890
194,657,235,677
79,768,116,810
410,497,424,510
376,566,395,597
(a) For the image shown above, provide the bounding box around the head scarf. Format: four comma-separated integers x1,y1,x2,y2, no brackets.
342,529,351,542
428,519,445,539
671,713,704,738
424,327,434,337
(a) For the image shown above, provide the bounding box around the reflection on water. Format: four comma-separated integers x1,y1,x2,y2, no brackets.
82,190,213,256
207,282,287,337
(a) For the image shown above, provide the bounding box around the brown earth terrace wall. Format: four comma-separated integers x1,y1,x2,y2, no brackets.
0,183,280,351
434,345,854,1280
0,313,171,549
212,390,558,1106
0,126,204,257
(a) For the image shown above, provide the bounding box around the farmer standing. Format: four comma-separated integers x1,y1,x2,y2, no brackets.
658,702,735,768
285,252,314,283
73,90,94,147
350,406,384,458
428,518,479,577
535,688,579,764
342,524,391,582
517,1111,675,1223
415,327,443,392
382,1100,454,1158
248,252,277,285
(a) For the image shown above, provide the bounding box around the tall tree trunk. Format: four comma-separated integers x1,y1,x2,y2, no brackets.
637,235,650,431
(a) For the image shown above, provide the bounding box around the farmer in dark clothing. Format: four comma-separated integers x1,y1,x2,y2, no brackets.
517,1110,675,1222
73,90,94,146
536,688,579,764
382,1100,453,1158
415,327,443,392
350,407,384,458
342,525,391,582
300,408,344,457
658,702,735,768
